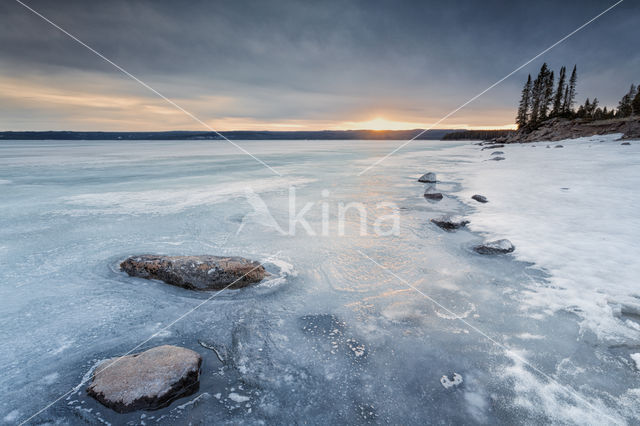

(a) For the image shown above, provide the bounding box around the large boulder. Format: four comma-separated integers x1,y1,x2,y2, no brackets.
431,216,469,231
121,255,267,290
418,172,437,183
87,345,202,413
473,239,515,255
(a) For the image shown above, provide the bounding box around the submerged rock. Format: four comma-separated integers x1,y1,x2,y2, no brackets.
622,142,631,146
554,144,564,148
418,172,437,183
473,239,515,255
471,194,488,203
440,373,463,389
423,191,443,201
489,156,505,161
87,345,202,413
120,255,267,290
490,151,504,156
431,216,469,231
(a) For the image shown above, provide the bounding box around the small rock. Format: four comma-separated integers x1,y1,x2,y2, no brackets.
490,151,504,156
87,345,202,413
621,142,631,146
473,239,515,255
423,192,443,201
440,373,463,389
418,172,437,183
554,144,564,148
431,216,469,231
120,255,267,290
471,194,488,203
481,144,504,151
489,156,505,161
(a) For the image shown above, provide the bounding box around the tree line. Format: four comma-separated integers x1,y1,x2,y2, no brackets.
516,63,640,130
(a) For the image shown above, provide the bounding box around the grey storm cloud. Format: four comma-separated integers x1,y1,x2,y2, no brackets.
0,0,637,129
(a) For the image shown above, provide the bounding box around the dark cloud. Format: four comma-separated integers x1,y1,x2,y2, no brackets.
0,0,637,130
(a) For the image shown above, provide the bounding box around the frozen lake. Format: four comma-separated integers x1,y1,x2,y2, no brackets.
1,137,639,424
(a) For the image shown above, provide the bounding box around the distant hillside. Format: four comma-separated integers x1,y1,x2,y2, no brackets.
442,129,514,141
0,129,461,141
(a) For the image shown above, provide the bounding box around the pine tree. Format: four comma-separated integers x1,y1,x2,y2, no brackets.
540,69,554,121
565,65,577,115
617,84,636,117
632,89,640,115
551,66,566,117
590,98,598,117
516,74,532,129
529,63,550,125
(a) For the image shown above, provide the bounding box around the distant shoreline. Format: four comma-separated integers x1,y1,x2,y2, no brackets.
0,129,463,141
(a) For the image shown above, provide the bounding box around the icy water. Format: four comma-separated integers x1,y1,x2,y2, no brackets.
0,138,638,425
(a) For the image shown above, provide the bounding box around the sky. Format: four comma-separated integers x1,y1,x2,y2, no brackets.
0,0,638,131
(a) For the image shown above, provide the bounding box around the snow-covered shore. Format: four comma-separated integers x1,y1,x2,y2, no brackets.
452,134,640,343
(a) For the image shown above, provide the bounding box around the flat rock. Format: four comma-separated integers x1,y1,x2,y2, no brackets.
481,144,504,151
423,192,443,201
490,151,504,156
431,216,469,231
489,156,505,161
87,345,202,413
121,255,267,290
473,239,515,255
471,194,488,203
418,172,437,183
622,142,631,145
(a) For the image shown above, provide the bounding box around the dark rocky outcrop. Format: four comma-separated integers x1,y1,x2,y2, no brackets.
121,255,267,290
431,216,469,231
496,117,640,143
473,239,515,255
87,345,202,413
471,194,488,203
418,172,437,183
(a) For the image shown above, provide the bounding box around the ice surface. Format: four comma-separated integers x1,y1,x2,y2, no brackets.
1,138,639,424
440,134,640,342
